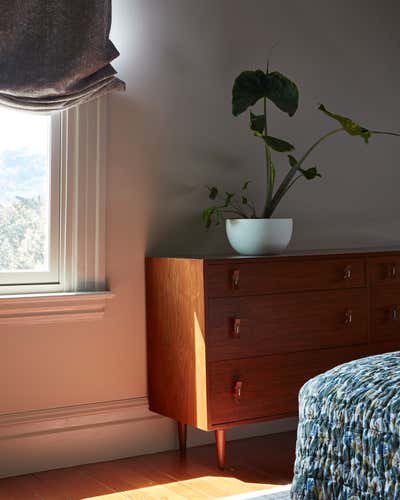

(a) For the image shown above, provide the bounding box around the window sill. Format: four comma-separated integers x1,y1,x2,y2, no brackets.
0,291,114,324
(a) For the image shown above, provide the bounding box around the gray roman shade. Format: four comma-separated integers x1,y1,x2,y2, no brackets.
0,0,125,111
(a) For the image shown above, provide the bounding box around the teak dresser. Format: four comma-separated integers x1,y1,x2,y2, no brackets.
146,249,400,468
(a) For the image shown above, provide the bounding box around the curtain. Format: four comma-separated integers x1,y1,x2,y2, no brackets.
0,0,125,111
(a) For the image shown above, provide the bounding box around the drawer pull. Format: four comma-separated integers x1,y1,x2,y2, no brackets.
233,381,243,403
390,307,399,321
232,318,241,338
232,269,240,290
344,309,353,325
386,264,397,279
344,266,352,280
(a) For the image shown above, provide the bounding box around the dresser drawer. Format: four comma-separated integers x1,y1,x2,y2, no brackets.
208,346,367,425
371,285,400,343
368,256,400,286
207,289,368,361
206,258,366,297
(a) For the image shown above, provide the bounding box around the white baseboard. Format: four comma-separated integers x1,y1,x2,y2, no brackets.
0,398,297,478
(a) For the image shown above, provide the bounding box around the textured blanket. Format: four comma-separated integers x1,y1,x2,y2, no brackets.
291,352,400,499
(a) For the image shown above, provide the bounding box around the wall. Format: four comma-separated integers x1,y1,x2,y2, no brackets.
1,0,400,477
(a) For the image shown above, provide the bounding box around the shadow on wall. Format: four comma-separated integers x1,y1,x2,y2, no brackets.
145,145,250,257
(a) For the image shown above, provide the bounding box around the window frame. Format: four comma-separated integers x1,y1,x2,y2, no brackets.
0,97,107,295
0,112,61,290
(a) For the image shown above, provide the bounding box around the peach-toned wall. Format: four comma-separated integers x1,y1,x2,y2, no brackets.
1,0,400,476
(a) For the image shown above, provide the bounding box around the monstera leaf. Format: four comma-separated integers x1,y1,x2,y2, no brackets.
265,71,299,117
232,70,268,117
233,70,299,116
318,104,371,143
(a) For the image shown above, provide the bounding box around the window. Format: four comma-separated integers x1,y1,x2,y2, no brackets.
0,98,107,296
0,108,60,288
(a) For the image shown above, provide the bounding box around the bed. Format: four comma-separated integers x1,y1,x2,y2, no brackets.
291,351,400,499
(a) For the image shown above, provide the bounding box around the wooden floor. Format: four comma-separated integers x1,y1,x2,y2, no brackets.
0,431,296,500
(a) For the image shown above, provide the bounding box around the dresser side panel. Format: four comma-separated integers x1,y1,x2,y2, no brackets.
146,258,208,430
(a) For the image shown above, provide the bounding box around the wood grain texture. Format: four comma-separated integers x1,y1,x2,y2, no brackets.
215,430,226,470
208,345,367,425
205,257,366,298
178,422,187,453
370,284,400,343
368,256,400,286
146,258,208,430
0,432,296,499
146,249,400,466
207,289,368,361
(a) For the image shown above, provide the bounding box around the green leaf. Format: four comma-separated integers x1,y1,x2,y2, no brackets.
242,180,251,190
232,70,268,116
216,209,224,225
265,71,299,117
249,112,265,134
241,196,248,204
223,192,235,207
264,135,295,153
202,207,215,228
299,166,321,180
208,186,218,200
318,104,371,143
202,206,214,222
288,154,298,167
232,69,299,117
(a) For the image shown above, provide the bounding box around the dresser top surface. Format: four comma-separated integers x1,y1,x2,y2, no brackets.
146,246,400,263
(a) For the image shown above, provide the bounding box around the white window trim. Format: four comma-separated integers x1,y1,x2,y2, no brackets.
0,291,114,324
0,97,113,322
0,97,108,296
59,95,108,293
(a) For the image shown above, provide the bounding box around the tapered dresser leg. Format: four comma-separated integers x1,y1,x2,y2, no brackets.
215,429,226,469
177,422,187,454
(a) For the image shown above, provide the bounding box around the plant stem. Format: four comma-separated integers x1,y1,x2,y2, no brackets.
221,208,249,218
370,130,400,137
263,97,274,216
285,174,303,193
265,127,343,217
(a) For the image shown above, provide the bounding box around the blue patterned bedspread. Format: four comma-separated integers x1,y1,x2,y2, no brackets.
291,352,400,499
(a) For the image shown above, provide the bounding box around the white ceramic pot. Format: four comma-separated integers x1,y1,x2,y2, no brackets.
226,218,293,256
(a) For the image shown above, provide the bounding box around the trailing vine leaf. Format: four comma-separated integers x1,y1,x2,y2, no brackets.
265,71,299,117
208,186,218,200
288,154,297,167
216,209,224,225
223,192,235,207
202,207,215,228
242,180,251,190
250,112,265,134
299,166,321,180
232,69,299,117
232,70,268,116
318,104,371,143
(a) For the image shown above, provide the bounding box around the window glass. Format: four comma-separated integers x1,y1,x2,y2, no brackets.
0,108,51,273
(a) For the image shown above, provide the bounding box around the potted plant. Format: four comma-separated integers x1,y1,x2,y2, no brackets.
202,65,400,255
